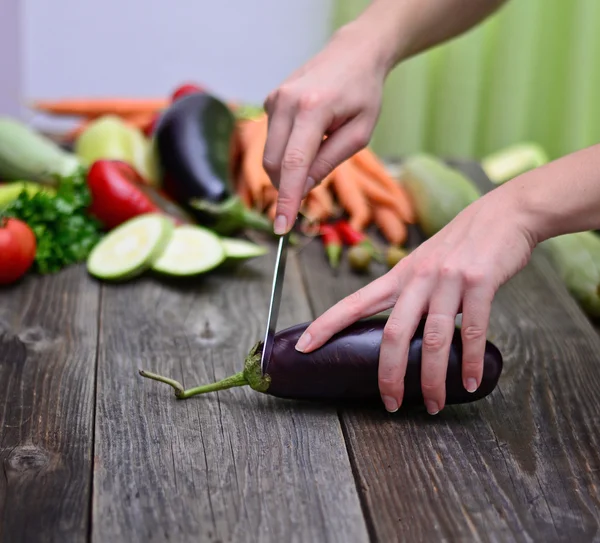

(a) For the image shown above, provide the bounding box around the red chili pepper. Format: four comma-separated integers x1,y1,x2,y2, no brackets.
334,220,383,263
87,160,193,230
319,223,342,270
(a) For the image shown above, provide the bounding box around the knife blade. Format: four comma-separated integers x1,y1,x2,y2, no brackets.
260,232,291,375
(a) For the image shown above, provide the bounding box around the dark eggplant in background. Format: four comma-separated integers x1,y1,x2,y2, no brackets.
153,91,272,235
140,316,503,409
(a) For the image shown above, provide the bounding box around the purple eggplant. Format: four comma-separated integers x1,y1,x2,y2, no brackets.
153,91,272,235
139,316,503,409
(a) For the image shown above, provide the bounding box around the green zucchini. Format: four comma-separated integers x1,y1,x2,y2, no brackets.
481,143,548,185
0,117,82,185
152,225,226,276
541,231,600,317
87,213,174,281
401,154,481,237
220,237,268,260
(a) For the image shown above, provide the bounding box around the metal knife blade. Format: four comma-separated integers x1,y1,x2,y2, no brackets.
260,232,291,375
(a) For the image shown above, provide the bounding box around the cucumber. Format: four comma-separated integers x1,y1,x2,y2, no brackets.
152,225,226,276
87,213,174,281
220,237,268,260
0,117,82,185
481,143,548,185
402,154,481,238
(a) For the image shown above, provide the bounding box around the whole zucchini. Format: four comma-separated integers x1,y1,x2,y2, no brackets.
140,316,503,408
402,154,481,238
541,231,600,317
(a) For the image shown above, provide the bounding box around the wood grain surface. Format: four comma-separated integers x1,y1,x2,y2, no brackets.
91,251,369,543
0,268,99,543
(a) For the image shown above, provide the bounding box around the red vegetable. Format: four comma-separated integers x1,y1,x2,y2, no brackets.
319,223,342,269
87,160,193,230
139,316,503,408
171,82,205,102
0,218,36,284
335,220,383,262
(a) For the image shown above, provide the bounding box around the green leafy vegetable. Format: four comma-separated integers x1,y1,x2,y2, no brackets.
2,168,104,273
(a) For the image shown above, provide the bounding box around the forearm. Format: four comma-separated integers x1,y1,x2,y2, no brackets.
502,143,600,243
339,0,508,74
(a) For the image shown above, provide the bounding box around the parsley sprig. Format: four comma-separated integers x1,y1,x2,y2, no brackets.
3,168,104,273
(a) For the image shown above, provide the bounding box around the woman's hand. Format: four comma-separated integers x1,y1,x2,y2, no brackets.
294,186,538,414
262,23,388,235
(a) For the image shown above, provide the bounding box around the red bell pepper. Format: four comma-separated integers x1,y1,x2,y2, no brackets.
319,223,342,270
86,160,193,230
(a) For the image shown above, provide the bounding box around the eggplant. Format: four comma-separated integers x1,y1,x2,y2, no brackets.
153,91,272,235
139,316,503,409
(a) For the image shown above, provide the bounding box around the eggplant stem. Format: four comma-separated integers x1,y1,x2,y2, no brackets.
138,342,271,400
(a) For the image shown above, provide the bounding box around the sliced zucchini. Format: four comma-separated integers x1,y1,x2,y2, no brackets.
87,213,174,281
152,225,225,276
220,237,268,260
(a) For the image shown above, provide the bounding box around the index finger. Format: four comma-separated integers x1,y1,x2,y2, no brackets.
273,111,329,234
295,272,399,353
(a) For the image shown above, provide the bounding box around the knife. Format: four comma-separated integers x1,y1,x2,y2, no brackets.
260,232,291,375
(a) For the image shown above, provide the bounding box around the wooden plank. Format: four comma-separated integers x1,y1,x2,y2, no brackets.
297,161,600,542
0,267,99,543
92,250,370,543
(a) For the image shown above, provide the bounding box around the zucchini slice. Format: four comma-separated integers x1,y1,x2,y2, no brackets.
87,213,174,280
152,225,226,276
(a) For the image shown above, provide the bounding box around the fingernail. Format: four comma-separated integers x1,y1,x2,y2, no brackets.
274,215,287,235
295,332,312,352
382,395,398,413
302,177,317,198
425,401,439,415
465,378,478,393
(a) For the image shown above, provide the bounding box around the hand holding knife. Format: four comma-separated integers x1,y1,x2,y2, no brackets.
260,232,291,375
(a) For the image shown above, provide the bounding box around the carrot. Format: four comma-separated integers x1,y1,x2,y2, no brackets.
238,116,271,206
267,201,277,222
236,173,253,209
331,161,371,231
30,98,169,118
373,205,408,246
352,148,416,224
304,194,328,223
309,180,334,218
351,162,407,216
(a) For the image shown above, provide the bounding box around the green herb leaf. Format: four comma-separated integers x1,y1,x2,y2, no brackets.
3,168,104,274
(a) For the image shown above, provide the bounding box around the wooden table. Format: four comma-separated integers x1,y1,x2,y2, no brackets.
2,162,600,543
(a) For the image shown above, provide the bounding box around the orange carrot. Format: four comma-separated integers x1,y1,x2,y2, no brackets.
30,98,169,118
352,148,416,224
373,205,408,246
351,162,407,215
331,161,371,230
238,116,271,206
236,173,253,209
309,180,334,218
304,194,328,223
267,201,277,222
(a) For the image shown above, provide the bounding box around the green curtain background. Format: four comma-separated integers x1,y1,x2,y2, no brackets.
331,0,600,162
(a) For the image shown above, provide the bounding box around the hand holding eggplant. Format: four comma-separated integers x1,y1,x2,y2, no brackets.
295,186,537,414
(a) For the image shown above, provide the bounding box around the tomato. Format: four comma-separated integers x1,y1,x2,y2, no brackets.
0,218,37,284
170,82,205,102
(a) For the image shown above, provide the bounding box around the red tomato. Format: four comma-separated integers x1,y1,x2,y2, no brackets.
170,82,205,102
0,218,37,285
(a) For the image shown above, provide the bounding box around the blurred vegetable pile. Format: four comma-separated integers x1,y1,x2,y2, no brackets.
1,80,599,323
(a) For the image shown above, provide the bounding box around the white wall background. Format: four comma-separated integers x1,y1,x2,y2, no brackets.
1,0,334,126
